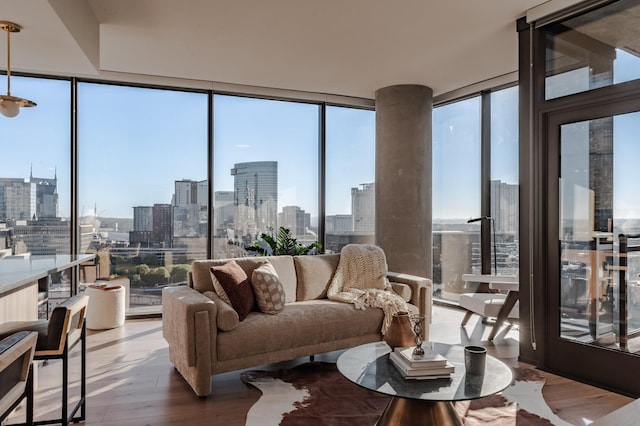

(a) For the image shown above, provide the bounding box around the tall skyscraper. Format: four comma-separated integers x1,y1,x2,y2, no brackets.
214,191,234,237
279,206,310,237
32,168,58,219
0,178,36,220
231,161,277,239
153,204,173,247
352,183,375,232
173,179,205,238
325,214,353,233
491,180,519,234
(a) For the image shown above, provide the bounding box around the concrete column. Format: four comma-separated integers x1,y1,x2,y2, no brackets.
375,85,432,279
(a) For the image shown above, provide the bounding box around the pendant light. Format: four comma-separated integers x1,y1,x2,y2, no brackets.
0,21,36,118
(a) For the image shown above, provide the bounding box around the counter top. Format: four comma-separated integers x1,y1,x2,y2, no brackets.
0,254,95,296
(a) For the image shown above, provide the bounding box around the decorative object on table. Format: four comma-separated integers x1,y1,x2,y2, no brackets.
0,21,36,118
410,314,425,358
389,346,455,380
464,345,487,376
242,362,571,426
383,311,415,350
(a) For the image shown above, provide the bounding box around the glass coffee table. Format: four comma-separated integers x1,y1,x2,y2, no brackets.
337,341,513,426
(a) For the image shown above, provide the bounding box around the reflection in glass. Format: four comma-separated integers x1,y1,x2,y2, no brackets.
544,0,640,100
559,112,640,352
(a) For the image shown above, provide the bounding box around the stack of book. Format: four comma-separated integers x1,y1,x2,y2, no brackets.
389,346,455,380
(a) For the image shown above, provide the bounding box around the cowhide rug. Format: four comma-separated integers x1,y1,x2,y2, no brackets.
241,362,571,426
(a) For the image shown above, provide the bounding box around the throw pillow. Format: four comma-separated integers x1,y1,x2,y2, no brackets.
251,261,286,314
203,291,240,331
210,260,255,321
209,270,232,306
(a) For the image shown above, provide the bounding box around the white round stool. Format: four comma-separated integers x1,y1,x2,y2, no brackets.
85,285,126,330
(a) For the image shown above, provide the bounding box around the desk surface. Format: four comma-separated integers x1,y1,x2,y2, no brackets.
337,341,512,402
0,254,95,296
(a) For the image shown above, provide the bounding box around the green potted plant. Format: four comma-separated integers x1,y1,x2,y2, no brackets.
246,226,321,256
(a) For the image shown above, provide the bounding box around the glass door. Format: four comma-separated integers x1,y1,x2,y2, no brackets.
547,107,640,394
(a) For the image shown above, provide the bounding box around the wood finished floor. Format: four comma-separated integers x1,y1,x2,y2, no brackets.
5,304,634,426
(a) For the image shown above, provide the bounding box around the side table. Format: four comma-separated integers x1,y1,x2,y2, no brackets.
85,285,126,330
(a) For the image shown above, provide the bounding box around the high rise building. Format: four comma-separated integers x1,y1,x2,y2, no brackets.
231,161,277,239
352,183,375,232
32,169,58,219
153,204,172,247
279,206,310,237
214,191,234,237
491,180,519,235
130,206,154,246
0,178,36,221
325,214,353,233
173,179,205,238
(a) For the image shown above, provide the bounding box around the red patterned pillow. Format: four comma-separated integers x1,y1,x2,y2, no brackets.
210,260,255,321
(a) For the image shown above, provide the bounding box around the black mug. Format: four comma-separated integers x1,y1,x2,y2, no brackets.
464,345,487,376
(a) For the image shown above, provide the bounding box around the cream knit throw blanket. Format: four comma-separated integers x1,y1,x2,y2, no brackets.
327,244,408,333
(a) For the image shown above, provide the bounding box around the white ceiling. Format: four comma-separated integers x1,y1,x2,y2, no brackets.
1,0,547,100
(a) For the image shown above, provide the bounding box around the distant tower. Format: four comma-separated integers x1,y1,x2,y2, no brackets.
352,183,375,232
279,206,310,237
173,179,202,237
231,161,277,238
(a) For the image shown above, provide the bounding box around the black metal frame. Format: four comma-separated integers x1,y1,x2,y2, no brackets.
0,364,34,426
617,234,640,350
31,324,86,426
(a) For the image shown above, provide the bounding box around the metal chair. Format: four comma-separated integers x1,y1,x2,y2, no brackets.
0,331,38,426
0,294,89,426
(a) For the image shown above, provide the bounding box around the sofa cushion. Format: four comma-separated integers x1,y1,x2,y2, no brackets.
251,261,286,314
210,261,255,321
216,300,384,361
191,256,297,304
203,291,240,331
294,254,340,301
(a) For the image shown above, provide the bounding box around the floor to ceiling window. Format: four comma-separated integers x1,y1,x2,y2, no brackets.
0,76,71,255
432,87,520,302
3,74,516,317
77,82,208,314
325,106,375,253
212,94,320,259
432,96,482,301
490,87,520,276
0,76,71,316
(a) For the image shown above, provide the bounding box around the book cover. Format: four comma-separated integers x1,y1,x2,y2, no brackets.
393,346,448,368
390,352,455,377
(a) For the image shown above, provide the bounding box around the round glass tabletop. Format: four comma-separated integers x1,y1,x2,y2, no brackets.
337,341,513,402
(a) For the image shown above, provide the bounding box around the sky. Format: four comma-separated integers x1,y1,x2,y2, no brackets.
2,50,639,222
2,78,375,219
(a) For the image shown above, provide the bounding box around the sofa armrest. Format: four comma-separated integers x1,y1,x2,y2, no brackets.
162,285,217,367
387,271,433,341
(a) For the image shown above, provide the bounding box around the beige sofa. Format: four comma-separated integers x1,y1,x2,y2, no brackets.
162,253,432,397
